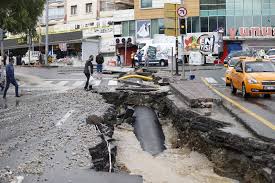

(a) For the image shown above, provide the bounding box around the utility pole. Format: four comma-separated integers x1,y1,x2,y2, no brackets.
45,0,49,65
181,0,186,80
0,29,4,66
175,6,179,75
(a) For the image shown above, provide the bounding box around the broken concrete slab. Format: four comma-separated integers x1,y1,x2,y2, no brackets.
34,169,143,183
170,80,221,108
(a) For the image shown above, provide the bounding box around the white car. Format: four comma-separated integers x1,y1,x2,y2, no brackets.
264,49,275,63
22,51,40,65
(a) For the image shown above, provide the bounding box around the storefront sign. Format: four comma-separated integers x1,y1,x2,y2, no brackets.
184,32,219,54
229,27,275,39
136,20,151,39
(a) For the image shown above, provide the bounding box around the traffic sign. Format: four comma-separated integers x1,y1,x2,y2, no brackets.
177,7,187,17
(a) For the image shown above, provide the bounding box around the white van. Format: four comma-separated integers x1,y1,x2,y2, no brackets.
22,51,40,65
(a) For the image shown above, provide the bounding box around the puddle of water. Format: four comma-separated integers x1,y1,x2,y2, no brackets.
114,122,238,183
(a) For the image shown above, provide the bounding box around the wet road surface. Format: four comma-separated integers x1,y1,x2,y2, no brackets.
133,106,166,155
197,68,275,141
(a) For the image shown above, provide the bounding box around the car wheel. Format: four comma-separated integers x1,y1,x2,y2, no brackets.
160,60,165,67
22,61,25,65
226,79,231,86
263,94,271,98
231,81,237,94
242,83,249,98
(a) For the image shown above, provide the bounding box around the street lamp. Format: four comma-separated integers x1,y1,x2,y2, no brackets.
45,0,49,65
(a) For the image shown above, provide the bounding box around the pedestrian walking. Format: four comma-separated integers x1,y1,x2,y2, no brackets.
83,55,94,91
116,53,121,67
144,53,149,68
3,58,19,98
96,52,104,75
131,51,136,68
0,65,4,91
137,51,142,67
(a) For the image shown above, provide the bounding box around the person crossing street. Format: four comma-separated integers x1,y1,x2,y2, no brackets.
83,55,94,91
3,58,19,98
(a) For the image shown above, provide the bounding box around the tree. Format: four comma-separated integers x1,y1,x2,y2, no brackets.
0,0,45,34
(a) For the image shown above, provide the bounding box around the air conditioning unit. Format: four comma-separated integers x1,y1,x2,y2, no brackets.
115,36,135,45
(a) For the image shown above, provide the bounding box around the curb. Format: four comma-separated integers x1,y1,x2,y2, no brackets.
201,78,275,143
220,99,275,143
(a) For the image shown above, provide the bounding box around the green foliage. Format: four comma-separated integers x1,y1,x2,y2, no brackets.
0,0,45,34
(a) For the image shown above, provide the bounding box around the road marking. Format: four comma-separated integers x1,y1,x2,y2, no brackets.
56,110,75,127
55,81,69,87
108,80,118,86
43,81,54,86
43,79,83,81
72,81,85,87
204,77,218,84
221,77,226,82
201,77,275,131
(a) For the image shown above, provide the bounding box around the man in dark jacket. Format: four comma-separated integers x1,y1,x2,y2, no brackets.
96,52,104,73
3,58,19,98
83,55,94,91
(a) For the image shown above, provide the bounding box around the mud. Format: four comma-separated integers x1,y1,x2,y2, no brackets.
100,91,275,183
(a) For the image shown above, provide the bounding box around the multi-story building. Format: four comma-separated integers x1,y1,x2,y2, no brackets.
40,0,65,25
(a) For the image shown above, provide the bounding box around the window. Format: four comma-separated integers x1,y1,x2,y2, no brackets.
71,5,77,15
141,0,152,8
209,16,217,32
48,6,64,20
201,17,209,32
187,18,192,33
86,3,93,13
192,17,200,33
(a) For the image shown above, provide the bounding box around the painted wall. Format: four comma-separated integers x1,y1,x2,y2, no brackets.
66,0,97,23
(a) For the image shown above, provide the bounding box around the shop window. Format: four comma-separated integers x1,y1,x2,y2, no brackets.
262,16,272,27
243,16,252,27
187,18,192,33
129,21,136,37
226,16,235,35
235,16,243,30
122,21,129,37
271,15,275,27
209,17,217,32
151,19,159,37
159,19,165,34
201,17,209,32
218,16,226,30
71,5,77,15
192,17,200,33
141,0,152,8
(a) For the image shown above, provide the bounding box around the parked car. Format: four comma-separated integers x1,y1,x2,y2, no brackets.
230,58,275,98
264,49,275,63
224,50,255,65
21,51,40,65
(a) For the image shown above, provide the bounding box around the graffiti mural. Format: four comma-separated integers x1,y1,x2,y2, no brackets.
184,32,220,54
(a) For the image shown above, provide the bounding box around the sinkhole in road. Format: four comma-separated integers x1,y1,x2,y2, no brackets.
114,115,236,183
99,92,238,183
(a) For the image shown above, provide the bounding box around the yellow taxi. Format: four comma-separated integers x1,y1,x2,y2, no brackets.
225,56,248,86
230,58,275,98
225,58,241,86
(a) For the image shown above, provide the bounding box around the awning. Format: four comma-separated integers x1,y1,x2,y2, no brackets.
3,31,83,50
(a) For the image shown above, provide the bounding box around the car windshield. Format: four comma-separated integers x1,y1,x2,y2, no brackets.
245,61,275,73
228,59,239,67
228,50,254,58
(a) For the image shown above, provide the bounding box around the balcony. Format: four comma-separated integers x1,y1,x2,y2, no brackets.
114,0,134,6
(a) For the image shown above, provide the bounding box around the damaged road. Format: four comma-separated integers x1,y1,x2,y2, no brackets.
0,89,141,183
